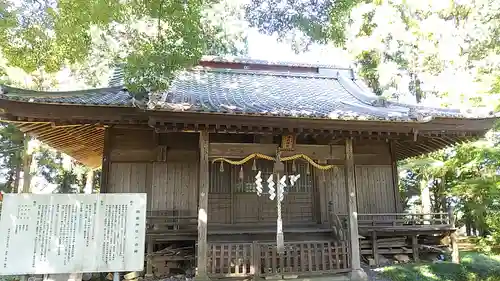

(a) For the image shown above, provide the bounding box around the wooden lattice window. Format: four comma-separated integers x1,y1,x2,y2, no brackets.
284,160,314,193
210,159,314,194
209,162,231,193
232,160,274,193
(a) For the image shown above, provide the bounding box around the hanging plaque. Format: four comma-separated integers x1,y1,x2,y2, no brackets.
280,135,296,151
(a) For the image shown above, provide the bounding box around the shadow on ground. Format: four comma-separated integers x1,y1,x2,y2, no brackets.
378,252,500,281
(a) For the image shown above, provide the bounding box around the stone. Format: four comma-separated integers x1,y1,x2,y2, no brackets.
124,272,139,280
377,254,391,265
348,268,368,281
394,254,411,263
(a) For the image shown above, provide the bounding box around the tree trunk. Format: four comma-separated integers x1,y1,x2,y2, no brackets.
84,170,94,194
415,77,423,103
13,150,22,193
420,178,431,224
21,135,33,193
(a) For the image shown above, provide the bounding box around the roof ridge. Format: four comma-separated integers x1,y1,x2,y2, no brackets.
200,55,349,70
0,85,126,98
190,67,341,79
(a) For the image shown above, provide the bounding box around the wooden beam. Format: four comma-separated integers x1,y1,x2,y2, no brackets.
196,131,210,280
412,235,419,262
100,128,112,193
372,231,378,266
21,134,32,193
146,237,154,277
344,138,367,280
389,141,400,212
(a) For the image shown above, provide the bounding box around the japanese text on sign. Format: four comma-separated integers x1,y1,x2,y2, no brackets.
0,193,147,275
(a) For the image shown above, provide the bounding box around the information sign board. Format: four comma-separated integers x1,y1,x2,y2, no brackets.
0,193,147,275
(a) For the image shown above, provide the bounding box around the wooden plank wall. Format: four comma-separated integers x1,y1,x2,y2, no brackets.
209,163,231,224
321,167,346,223
106,128,199,216
108,162,150,194
355,165,396,213
105,129,401,224
151,157,198,212
321,141,399,221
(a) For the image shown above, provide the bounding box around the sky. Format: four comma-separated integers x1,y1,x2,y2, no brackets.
246,29,352,67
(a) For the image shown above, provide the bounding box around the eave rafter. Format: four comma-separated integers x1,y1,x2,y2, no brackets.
0,98,496,167
5,120,106,168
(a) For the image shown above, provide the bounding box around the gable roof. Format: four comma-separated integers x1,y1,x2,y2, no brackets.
0,57,495,122
0,57,498,168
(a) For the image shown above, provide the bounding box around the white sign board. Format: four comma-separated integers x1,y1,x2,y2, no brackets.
0,193,147,275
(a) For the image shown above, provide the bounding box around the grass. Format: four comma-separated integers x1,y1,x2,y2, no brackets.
379,251,500,281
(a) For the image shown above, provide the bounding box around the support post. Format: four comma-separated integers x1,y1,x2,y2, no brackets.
412,235,419,262
389,141,401,212
100,127,112,193
145,237,154,277
344,138,367,281
19,135,33,281
21,134,33,193
195,131,210,281
372,231,378,267
448,205,459,263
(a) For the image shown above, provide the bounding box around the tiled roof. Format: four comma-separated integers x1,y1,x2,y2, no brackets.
0,85,132,106
148,68,482,121
0,58,496,121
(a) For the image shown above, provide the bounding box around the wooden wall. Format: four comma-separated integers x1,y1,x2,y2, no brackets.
106,128,199,216
104,128,402,225
320,141,400,222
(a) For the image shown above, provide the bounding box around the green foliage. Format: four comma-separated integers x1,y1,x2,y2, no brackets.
244,0,337,51
399,137,500,239
0,124,24,193
34,147,92,193
0,0,248,92
245,0,500,105
355,50,382,95
380,252,500,281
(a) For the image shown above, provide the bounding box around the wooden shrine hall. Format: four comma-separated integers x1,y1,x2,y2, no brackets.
0,57,498,280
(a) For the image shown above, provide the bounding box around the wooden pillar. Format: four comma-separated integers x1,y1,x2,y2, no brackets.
449,206,459,263
196,131,210,280
146,237,154,277
412,235,419,262
372,231,378,266
389,141,401,212
344,138,367,281
19,135,33,281
100,127,111,193
21,134,33,193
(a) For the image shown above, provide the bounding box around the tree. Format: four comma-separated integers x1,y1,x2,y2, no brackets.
245,0,500,107
0,124,24,194
0,0,248,93
244,0,360,50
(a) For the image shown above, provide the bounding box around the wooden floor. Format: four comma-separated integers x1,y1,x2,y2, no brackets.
208,223,332,234
147,223,334,241
359,224,456,236
146,221,455,241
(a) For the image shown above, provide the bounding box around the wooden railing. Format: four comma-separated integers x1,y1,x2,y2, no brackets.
333,212,452,229
146,210,197,235
205,240,351,278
